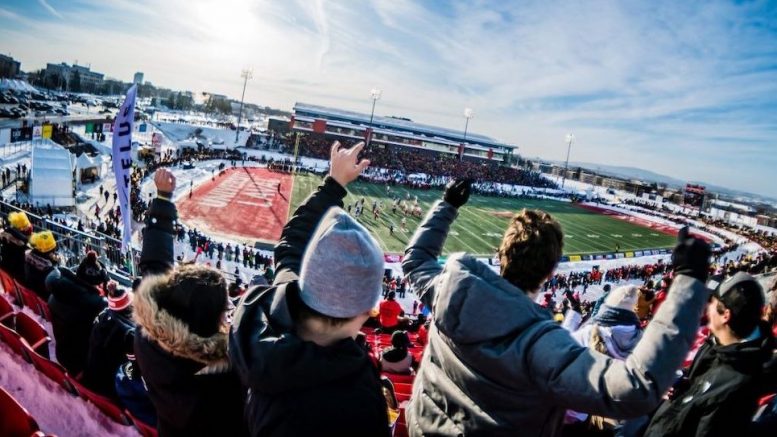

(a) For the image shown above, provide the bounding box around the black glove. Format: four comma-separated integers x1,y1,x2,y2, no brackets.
671,226,711,282
443,179,472,208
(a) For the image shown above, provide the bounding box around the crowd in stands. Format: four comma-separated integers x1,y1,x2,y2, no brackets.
0,140,775,436
296,136,557,189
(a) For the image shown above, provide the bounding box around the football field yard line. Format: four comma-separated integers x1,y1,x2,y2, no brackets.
288,174,675,256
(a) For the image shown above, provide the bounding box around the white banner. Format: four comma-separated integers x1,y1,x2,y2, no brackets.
32,126,42,139
111,85,138,253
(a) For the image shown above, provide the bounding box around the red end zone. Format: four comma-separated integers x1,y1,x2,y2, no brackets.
575,203,712,242
177,167,292,242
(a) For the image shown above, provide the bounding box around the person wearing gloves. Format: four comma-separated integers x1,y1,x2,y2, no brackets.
230,141,390,437
402,179,712,436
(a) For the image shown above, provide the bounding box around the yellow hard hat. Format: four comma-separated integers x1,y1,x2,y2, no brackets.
8,212,32,233
29,231,57,253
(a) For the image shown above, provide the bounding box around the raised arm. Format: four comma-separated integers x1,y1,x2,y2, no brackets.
402,179,470,310
273,141,369,284
139,168,177,276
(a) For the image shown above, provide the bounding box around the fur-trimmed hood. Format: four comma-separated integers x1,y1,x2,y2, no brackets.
134,274,230,372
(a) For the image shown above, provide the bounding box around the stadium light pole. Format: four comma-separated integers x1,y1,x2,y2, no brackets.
235,68,253,144
366,88,382,147
562,133,574,190
463,107,474,141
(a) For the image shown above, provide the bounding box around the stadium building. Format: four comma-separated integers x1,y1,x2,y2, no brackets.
287,102,518,163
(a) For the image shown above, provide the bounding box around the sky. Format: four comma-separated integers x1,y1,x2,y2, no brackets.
1,0,776,198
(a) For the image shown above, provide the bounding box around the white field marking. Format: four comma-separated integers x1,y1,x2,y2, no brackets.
587,234,600,238
612,234,623,238
632,233,643,237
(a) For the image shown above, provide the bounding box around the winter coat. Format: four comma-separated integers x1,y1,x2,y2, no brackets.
0,227,29,279
133,276,247,437
644,324,776,437
229,176,390,437
24,248,57,299
401,200,709,437
571,322,641,361
46,267,107,375
133,196,247,437
83,307,135,398
380,347,414,374
115,360,157,427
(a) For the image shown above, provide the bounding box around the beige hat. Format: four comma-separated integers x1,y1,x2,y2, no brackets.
604,285,639,312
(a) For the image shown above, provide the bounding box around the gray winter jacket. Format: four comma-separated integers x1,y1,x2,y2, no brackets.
402,200,709,437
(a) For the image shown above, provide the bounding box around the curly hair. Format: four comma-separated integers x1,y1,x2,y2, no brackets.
498,209,563,292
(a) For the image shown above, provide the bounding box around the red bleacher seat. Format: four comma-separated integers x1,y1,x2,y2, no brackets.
14,281,50,321
383,372,415,385
393,382,413,395
0,267,18,301
127,409,158,437
0,322,29,360
396,391,411,403
24,343,77,395
68,377,132,426
0,294,15,327
0,386,41,437
14,312,50,358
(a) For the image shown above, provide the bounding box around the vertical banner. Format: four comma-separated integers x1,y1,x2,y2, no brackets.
458,143,464,160
32,126,43,139
42,124,53,139
364,127,373,143
0,128,10,146
288,115,295,130
312,119,327,134
487,148,494,160
112,85,138,253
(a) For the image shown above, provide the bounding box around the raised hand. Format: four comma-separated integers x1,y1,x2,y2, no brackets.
671,226,711,282
154,167,176,198
443,179,472,208
330,141,370,187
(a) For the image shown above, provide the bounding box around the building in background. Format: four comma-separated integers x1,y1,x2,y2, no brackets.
0,54,21,78
133,72,144,85
43,62,104,92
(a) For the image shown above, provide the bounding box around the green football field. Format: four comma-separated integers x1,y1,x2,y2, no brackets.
290,174,676,256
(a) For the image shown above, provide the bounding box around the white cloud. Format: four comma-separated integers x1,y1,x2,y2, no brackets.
38,0,63,19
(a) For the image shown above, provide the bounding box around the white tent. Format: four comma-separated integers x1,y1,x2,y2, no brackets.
29,144,75,207
76,153,103,182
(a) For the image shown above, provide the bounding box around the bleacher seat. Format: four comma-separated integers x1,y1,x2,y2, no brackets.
14,281,50,321
0,267,18,301
383,372,415,385
14,312,50,358
0,294,15,327
68,377,132,426
0,386,41,437
127,409,158,437
0,321,29,360
24,342,77,395
393,382,413,395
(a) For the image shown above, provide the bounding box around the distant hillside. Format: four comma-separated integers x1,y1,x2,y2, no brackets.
543,160,777,205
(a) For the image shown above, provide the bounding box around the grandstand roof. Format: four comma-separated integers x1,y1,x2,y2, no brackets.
294,102,516,150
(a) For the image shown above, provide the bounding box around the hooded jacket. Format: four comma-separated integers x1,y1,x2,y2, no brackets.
25,248,57,299
83,306,135,398
133,275,247,437
133,196,247,437
46,267,107,375
402,200,709,437
644,324,776,437
0,227,29,279
229,176,390,437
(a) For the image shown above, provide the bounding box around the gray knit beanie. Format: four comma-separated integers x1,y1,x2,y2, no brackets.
299,207,385,318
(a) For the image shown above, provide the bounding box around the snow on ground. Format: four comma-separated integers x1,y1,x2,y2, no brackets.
152,121,251,148
0,342,140,437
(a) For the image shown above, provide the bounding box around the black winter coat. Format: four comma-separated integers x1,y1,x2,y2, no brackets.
229,176,390,437
25,248,57,299
46,267,107,375
133,197,248,437
0,227,29,279
645,324,776,437
83,307,135,398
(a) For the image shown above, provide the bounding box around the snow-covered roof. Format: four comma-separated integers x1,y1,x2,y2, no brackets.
0,79,37,93
294,102,515,150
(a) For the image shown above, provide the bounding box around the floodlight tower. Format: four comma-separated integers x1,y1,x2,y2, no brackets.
562,133,574,189
235,68,253,144
366,88,382,147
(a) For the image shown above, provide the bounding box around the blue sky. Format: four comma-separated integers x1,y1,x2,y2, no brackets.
1,0,776,198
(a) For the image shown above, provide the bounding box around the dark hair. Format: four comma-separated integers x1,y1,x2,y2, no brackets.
391,330,411,350
388,291,396,300
155,265,227,337
716,293,763,339
498,209,563,292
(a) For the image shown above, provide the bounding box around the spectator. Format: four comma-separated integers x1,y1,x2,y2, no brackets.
590,283,611,318
0,211,33,279
644,272,775,436
402,180,711,436
83,282,135,398
379,291,407,333
380,331,418,374
115,343,157,427
46,252,109,375
133,168,247,437
229,141,390,436
75,250,110,290
24,230,60,299
635,282,656,321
